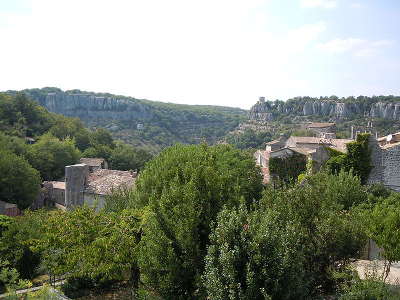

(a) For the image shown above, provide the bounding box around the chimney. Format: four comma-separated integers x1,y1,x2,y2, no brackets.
65,164,89,209
351,126,355,140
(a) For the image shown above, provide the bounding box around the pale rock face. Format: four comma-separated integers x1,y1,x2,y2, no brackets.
38,92,153,121
250,100,400,121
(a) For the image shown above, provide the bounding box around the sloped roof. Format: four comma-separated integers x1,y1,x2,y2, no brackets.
80,158,105,167
0,200,17,209
288,136,352,152
85,169,136,195
289,147,315,156
49,181,65,190
266,139,283,145
381,142,400,149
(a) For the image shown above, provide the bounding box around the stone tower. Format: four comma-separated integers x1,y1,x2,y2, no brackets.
65,164,89,209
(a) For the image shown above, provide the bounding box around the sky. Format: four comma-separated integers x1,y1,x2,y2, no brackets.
0,0,399,109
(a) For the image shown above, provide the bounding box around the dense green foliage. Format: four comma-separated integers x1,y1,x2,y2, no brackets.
0,93,55,137
109,143,152,171
204,171,367,299
269,153,307,184
339,278,399,300
0,149,41,209
203,205,306,300
225,129,273,150
132,144,263,299
326,133,372,184
38,207,142,296
26,134,81,180
363,193,400,268
0,146,396,299
0,210,47,288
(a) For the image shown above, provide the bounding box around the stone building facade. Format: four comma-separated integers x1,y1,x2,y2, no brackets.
0,200,21,216
255,135,352,184
305,122,336,137
41,159,137,210
368,132,400,192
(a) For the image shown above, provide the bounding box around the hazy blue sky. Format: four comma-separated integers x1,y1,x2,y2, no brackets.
0,0,399,108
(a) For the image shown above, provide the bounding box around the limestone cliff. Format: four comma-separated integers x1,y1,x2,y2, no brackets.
16,88,246,151
249,97,400,121
35,92,154,121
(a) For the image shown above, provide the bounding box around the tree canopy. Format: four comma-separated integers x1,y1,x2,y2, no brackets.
0,149,41,209
129,144,263,299
27,133,81,180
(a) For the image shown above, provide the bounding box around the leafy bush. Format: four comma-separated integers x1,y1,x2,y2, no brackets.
326,133,372,184
27,133,81,180
134,144,263,299
204,171,368,299
339,279,397,300
0,149,41,209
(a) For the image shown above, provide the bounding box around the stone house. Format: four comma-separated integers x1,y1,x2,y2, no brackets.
255,135,352,184
0,200,21,217
41,159,136,210
306,122,336,137
368,132,400,192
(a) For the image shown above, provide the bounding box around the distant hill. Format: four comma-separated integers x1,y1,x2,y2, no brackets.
7,88,247,152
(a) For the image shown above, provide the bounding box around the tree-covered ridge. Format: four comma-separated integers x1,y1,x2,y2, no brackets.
7,88,247,152
0,93,152,209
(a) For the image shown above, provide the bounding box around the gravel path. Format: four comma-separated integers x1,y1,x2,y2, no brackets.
354,260,400,285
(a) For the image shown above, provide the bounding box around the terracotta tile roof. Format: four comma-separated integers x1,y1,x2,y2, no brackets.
307,122,335,128
288,136,352,152
80,158,105,167
85,169,136,195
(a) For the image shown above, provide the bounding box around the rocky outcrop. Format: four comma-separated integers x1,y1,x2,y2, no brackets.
250,99,400,121
36,92,153,121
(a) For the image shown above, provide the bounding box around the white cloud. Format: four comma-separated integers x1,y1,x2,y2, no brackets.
317,38,394,57
300,0,337,9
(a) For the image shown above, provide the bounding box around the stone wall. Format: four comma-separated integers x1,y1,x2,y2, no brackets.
53,188,65,206
368,137,400,192
65,164,89,208
382,146,400,191
83,193,106,211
